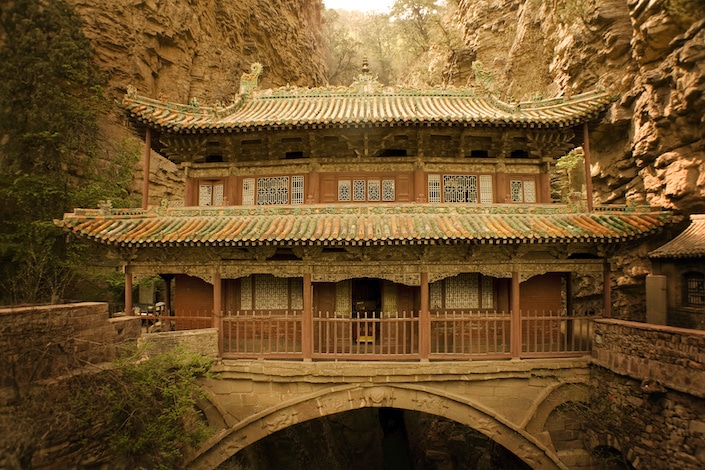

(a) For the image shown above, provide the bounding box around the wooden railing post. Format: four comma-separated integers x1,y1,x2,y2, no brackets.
303,273,313,360
420,272,430,361
511,271,521,358
125,269,133,315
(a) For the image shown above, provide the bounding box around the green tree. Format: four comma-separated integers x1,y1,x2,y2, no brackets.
0,0,136,304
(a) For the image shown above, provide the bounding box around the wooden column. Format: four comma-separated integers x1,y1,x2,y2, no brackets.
414,169,426,203
419,272,430,361
603,261,612,318
142,128,152,210
583,123,594,212
303,273,313,360
510,271,521,358
212,272,222,327
160,274,174,315
307,172,320,204
125,271,133,315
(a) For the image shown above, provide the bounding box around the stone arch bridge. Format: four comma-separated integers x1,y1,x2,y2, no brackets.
187,358,591,469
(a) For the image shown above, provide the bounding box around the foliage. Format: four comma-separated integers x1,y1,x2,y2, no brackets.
4,344,214,468
0,0,137,305
323,0,463,86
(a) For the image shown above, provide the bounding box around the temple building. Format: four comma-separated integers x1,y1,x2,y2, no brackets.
58,64,671,360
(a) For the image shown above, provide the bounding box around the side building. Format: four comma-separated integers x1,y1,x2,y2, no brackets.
57,65,671,360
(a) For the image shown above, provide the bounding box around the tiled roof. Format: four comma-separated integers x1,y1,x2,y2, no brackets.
121,75,612,132
650,214,705,259
57,204,670,248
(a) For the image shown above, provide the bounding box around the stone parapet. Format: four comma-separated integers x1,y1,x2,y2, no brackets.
591,318,705,397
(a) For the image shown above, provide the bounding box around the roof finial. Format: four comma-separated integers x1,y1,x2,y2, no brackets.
362,57,369,75
240,63,263,96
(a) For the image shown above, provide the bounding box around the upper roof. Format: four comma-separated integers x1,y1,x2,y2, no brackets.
650,214,705,259
57,204,670,248
121,67,612,134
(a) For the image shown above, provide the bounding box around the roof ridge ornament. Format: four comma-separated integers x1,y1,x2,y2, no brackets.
240,63,263,96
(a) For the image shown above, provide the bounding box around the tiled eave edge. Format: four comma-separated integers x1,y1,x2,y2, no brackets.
56,204,672,249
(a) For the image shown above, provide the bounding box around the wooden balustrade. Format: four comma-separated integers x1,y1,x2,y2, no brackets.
142,309,599,360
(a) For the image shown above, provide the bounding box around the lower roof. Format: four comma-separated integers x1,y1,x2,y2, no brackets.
56,204,671,248
649,214,705,259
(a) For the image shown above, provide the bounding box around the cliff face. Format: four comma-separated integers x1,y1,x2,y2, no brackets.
452,0,705,318
67,0,327,203
453,0,704,214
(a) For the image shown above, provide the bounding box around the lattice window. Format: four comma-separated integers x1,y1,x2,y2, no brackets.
479,175,493,203
382,179,395,201
335,281,351,314
240,276,253,310
444,175,477,203
242,178,255,205
198,184,212,206
292,176,305,205
684,272,705,308
481,276,494,309
428,174,441,203
510,180,524,202
382,282,397,314
291,277,303,310
368,180,381,201
445,273,479,309
523,180,536,203
430,281,443,309
338,180,351,202
254,274,289,309
257,176,289,205
353,180,366,201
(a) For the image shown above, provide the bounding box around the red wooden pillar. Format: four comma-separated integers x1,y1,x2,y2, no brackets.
125,270,133,315
142,128,151,210
603,261,612,318
419,272,430,361
510,271,521,358
303,273,313,360
414,169,426,203
213,272,222,326
583,123,594,212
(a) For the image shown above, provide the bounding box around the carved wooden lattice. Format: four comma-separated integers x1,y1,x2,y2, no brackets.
523,180,536,203
254,274,289,309
368,180,380,201
338,180,351,202
335,281,350,314
257,176,289,205
242,178,255,205
292,176,304,205
510,180,523,202
443,175,477,203
353,180,366,201
382,179,395,201
240,276,253,310
482,275,494,308
199,182,223,206
428,174,441,203
430,281,443,309
445,273,479,309
479,175,493,203
291,277,303,310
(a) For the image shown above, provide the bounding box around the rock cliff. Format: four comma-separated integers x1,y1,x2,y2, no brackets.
452,0,705,318
67,0,327,203
453,0,705,215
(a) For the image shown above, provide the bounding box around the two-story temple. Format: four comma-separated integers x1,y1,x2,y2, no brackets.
58,64,671,360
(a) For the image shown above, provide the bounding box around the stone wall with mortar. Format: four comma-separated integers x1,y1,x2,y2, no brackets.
0,302,141,405
138,328,219,358
590,319,705,469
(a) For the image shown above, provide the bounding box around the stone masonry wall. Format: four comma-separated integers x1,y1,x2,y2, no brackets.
0,302,141,405
590,319,705,469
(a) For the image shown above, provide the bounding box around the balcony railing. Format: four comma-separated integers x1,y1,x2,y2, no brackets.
142,310,599,360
